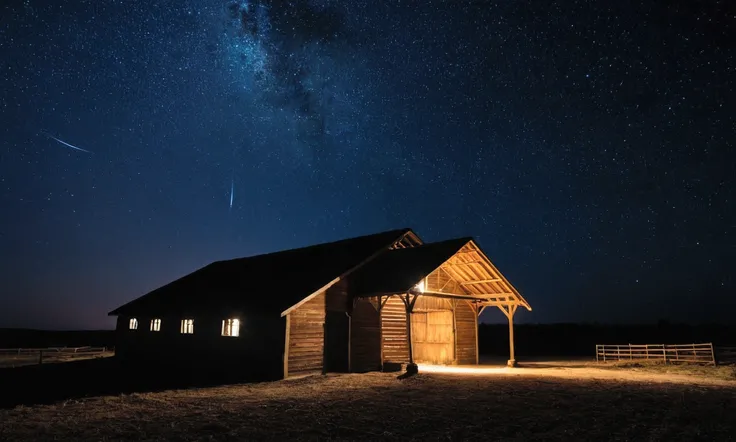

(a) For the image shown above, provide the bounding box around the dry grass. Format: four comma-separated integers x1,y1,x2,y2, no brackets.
599,360,736,381
0,351,114,368
1,368,735,441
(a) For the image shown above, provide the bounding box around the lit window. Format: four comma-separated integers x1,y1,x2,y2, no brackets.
180,319,194,334
221,318,240,337
150,318,161,331
129,318,138,330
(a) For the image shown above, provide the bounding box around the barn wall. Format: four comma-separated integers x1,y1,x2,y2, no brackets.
325,282,350,373
350,297,381,372
381,295,409,364
287,291,326,376
114,313,284,381
455,301,478,364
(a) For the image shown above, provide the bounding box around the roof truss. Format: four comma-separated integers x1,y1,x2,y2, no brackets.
427,240,532,311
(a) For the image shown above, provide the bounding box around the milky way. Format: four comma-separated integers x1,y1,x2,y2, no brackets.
0,0,733,328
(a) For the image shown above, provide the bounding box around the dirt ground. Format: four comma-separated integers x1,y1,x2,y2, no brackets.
1,363,735,441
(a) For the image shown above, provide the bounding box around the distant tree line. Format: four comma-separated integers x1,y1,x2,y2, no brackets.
479,322,736,357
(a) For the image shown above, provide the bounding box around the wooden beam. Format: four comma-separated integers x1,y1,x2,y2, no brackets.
379,297,385,370
451,299,458,363
507,304,518,367
283,314,291,378
474,303,480,365
347,312,352,373
403,293,415,365
444,260,483,266
460,279,502,285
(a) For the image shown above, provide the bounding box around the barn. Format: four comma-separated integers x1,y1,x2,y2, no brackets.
109,228,531,379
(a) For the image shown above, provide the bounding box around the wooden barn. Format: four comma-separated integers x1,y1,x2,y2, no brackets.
109,228,531,379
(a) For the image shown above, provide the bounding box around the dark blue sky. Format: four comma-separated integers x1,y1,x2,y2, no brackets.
1,0,733,329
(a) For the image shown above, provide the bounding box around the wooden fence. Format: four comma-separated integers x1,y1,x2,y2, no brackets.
595,343,716,365
0,346,111,366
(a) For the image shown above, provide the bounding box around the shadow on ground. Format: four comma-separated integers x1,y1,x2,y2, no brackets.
0,357,264,409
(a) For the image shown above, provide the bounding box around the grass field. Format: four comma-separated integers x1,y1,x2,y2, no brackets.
1,363,735,441
0,350,114,368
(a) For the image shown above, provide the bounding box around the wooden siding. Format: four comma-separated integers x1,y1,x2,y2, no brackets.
350,298,381,372
324,281,350,372
287,291,326,376
455,301,478,365
381,296,409,363
326,280,349,313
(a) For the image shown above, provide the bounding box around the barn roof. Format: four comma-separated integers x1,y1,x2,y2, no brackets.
108,228,415,317
348,237,532,311
348,237,472,295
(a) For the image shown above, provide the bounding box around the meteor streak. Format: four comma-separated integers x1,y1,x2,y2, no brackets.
229,177,234,210
43,132,92,153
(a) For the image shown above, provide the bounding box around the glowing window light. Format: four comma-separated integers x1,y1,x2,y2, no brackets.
129,318,138,330
180,319,194,334
222,318,240,337
150,318,161,332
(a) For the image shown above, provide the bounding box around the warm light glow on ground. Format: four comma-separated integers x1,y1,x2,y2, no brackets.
418,364,514,375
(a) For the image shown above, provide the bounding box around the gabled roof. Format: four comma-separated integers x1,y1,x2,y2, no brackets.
348,237,472,295
347,237,532,311
109,228,415,317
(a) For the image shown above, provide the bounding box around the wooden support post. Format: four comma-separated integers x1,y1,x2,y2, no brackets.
451,300,458,364
378,296,384,370
498,304,517,367
507,305,517,367
401,293,419,369
283,314,291,378
346,312,352,373
474,303,480,365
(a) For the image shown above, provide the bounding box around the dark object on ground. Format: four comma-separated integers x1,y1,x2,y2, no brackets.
397,362,418,379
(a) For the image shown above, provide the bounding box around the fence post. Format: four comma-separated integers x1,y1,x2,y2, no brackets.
710,343,716,366
39,349,43,365
629,344,632,360
596,345,599,362
616,345,620,361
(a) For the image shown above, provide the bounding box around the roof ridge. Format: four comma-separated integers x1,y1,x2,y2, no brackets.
214,228,413,265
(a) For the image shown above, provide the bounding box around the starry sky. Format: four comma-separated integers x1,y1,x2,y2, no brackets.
1,0,734,330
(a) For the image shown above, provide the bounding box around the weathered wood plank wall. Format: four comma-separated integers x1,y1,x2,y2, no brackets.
287,292,325,376
325,282,350,373
455,301,477,365
381,296,409,363
350,297,381,372
412,297,454,364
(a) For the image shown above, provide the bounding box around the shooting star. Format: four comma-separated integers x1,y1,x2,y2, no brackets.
229,177,234,210
43,132,92,154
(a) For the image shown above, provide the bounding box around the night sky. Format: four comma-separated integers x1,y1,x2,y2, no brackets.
1,0,733,330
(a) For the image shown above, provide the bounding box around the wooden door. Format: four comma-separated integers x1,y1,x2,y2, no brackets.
411,311,454,364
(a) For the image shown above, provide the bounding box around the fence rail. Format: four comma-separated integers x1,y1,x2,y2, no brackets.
595,343,716,365
0,346,111,366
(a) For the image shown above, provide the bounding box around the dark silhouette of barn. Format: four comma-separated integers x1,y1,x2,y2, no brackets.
109,228,531,380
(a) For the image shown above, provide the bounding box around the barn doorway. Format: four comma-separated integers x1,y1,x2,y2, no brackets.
411,310,455,364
